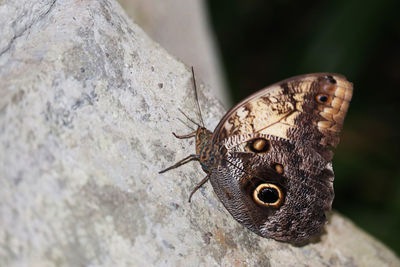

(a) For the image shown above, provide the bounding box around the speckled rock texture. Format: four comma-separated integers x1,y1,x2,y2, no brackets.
0,0,399,266
117,0,229,106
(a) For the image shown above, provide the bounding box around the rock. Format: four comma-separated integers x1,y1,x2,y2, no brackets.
0,0,398,266
117,0,229,107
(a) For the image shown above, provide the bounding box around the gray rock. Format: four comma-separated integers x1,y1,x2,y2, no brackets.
117,0,229,107
0,0,399,266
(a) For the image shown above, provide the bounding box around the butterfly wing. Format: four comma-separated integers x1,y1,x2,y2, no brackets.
209,73,353,242
212,73,353,160
210,134,334,242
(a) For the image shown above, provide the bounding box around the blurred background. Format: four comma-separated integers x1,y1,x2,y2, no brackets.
206,0,400,254
122,0,400,255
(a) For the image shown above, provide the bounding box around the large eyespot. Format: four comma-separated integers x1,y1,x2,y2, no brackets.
315,94,329,104
248,138,270,153
253,183,284,208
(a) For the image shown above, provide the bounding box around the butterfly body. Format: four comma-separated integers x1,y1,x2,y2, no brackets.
195,127,217,172
161,73,353,243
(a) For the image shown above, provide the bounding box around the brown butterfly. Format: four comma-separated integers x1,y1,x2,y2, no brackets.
160,69,353,243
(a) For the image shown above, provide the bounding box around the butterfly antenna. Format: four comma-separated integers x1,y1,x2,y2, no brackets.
178,108,202,128
177,117,195,131
191,67,205,127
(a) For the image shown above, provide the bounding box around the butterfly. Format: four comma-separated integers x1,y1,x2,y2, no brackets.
160,69,353,243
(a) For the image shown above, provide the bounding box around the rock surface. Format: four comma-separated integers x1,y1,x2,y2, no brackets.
0,0,399,266
117,0,229,106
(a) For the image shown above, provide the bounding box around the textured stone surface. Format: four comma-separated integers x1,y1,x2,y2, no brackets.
0,0,399,266
117,0,229,106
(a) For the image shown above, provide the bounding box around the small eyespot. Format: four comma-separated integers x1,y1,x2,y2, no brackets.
249,138,270,153
316,94,329,104
272,163,284,174
253,183,284,208
326,75,337,84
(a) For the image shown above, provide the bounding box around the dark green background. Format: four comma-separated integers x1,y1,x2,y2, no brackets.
206,0,400,255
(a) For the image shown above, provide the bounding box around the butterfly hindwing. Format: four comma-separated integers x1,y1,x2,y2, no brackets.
210,133,335,242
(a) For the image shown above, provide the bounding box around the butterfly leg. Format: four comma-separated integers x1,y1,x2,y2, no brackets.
159,154,199,174
172,131,196,139
188,174,210,202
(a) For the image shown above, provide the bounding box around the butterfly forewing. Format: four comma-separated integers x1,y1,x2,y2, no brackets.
212,73,353,150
